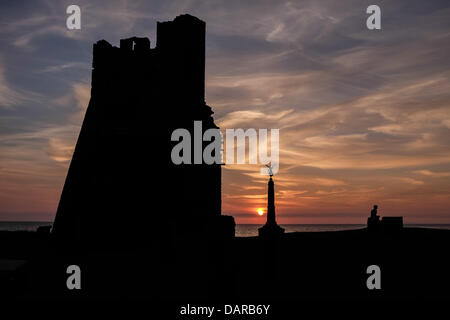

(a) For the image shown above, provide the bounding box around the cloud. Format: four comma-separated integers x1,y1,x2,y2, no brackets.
218,109,292,128
45,136,75,163
41,62,88,73
311,178,346,186
0,58,43,109
0,60,24,108
53,81,91,121
414,170,450,178
1,0,450,222
13,25,85,50
398,177,425,186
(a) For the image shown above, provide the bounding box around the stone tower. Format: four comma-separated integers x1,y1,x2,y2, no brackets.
52,15,234,251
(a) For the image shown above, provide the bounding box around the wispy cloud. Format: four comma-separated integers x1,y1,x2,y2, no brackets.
1,0,450,223
0,62,23,108
414,170,450,178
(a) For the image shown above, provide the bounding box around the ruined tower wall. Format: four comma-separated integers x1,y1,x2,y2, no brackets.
52,15,223,250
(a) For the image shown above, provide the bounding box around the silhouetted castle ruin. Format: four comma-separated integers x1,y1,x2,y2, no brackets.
52,14,234,251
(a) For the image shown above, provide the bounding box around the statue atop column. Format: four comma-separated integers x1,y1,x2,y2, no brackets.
258,165,285,238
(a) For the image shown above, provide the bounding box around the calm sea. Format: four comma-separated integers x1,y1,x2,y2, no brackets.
236,224,450,237
0,221,53,232
1,221,450,237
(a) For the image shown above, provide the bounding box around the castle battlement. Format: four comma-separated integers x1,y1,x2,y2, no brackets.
92,14,205,67
91,14,206,105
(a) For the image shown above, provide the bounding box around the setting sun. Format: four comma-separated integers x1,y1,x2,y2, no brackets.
257,209,264,216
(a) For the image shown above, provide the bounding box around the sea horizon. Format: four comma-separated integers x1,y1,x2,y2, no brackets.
1,221,450,237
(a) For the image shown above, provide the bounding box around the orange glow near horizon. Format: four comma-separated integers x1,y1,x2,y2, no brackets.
1,2,450,225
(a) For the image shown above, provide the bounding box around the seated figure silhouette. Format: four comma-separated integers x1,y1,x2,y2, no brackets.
370,205,378,218
367,204,381,232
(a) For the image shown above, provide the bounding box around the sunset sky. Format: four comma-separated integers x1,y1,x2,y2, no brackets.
1,0,450,224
